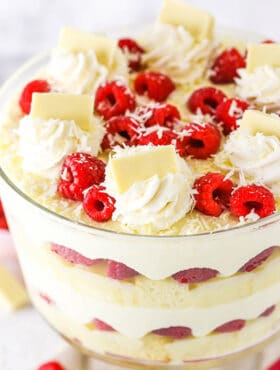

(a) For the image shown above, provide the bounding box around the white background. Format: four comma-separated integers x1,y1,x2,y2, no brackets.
0,0,280,82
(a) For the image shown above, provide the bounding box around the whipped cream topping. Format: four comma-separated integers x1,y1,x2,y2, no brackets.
142,23,216,84
105,146,194,232
236,66,280,109
215,129,280,195
48,48,128,94
17,116,105,179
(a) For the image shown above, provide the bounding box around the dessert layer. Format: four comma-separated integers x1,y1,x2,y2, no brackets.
31,293,280,363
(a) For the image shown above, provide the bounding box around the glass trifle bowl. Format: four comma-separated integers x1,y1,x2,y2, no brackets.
1,4,280,370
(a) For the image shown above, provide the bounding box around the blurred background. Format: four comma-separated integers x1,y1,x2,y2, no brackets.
0,0,280,84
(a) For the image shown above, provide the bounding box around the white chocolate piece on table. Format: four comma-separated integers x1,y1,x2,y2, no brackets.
247,44,280,73
0,265,28,313
110,145,179,194
0,308,83,370
159,0,214,40
58,27,117,67
238,109,280,138
30,93,93,131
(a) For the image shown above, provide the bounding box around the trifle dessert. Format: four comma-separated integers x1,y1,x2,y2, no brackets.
1,0,280,366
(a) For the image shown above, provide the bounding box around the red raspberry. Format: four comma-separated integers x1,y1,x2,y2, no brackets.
268,359,280,370
58,153,105,201
102,116,139,150
152,327,192,339
230,185,276,219
83,186,115,222
188,87,227,115
38,362,64,370
215,98,249,135
93,319,115,331
173,268,218,284
95,81,136,120
210,48,246,84
134,72,175,102
51,243,102,266
19,79,51,115
144,104,181,129
176,122,221,159
215,320,246,333
107,261,139,280
194,173,234,217
260,305,276,318
137,128,178,146
0,201,8,230
239,247,274,273
118,38,144,72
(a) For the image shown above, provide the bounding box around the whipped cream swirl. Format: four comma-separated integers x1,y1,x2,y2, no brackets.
105,146,194,232
236,66,280,109
48,48,128,94
215,129,280,195
142,23,216,84
18,116,105,179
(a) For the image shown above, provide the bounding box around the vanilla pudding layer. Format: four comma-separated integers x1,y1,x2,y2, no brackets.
31,292,280,363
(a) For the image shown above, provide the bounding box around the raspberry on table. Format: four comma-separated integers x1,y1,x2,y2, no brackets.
210,48,246,84
134,71,175,102
83,186,116,222
187,87,227,115
194,172,234,217
107,260,139,280
0,201,8,230
37,362,65,370
51,243,102,266
58,153,106,201
176,122,221,159
214,320,246,333
239,247,274,272
93,318,115,331
152,326,192,339
173,268,218,284
137,127,178,146
118,38,144,72
215,98,249,135
94,81,136,120
144,103,181,129
102,116,140,150
19,79,51,115
260,305,276,317
268,359,280,370
230,185,276,219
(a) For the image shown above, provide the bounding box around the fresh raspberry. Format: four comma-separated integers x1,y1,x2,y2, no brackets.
215,98,249,135
214,320,246,333
152,327,192,339
107,261,139,280
93,319,115,332
58,153,106,201
0,201,8,230
137,128,178,146
51,243,102,266
239,247,274,272
260,305,276,317
210,48,246,84
176,122,221,159
134,72,175,102
230,185,276,219
83,186,115,222
38,362,65,370
118,38,144,72
19,79,51,115
268,358,280,370
194,173,234,217
102,116,139,150
173,268,218,284
144,104,181,129
188,87,227,115
95,81,136,120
